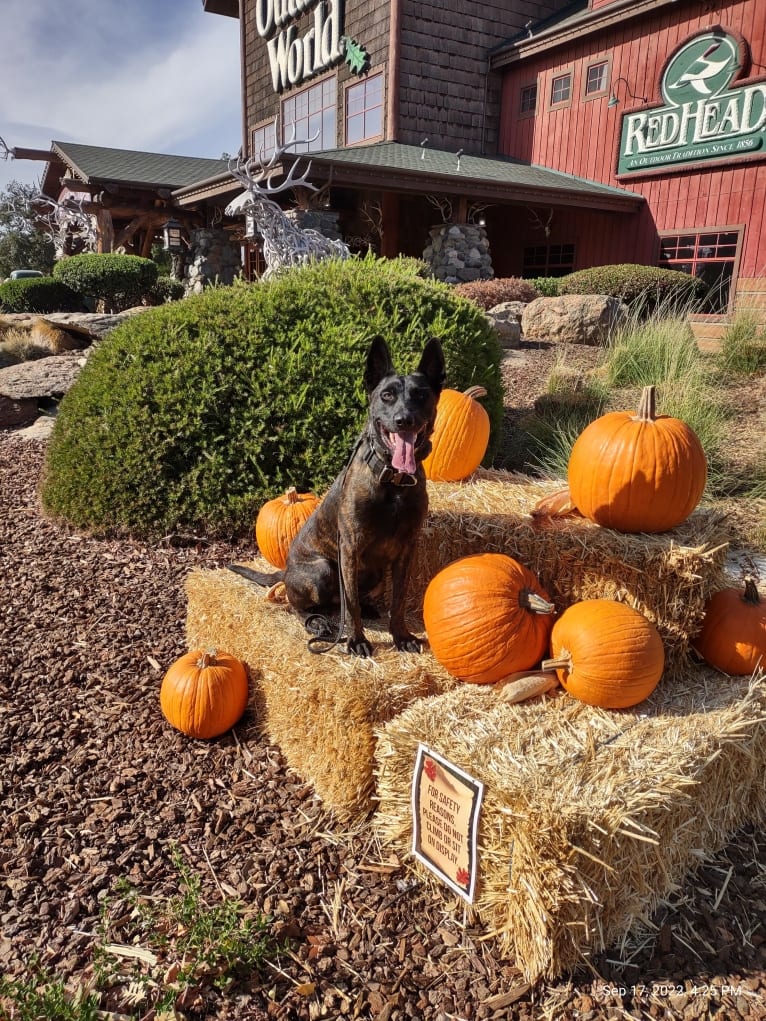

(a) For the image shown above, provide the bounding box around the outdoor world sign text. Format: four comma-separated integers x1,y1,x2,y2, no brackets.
617,30,766,175
255,0,345,92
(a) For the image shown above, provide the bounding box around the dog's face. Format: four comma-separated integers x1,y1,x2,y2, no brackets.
363,336,445,475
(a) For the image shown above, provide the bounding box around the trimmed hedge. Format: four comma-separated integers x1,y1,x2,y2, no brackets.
453,276,540,310
42,256,503,538
0,276,83,313
558,264,705,309
52,253,158,312
146,276,186,304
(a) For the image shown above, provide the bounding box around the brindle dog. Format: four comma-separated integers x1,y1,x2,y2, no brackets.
230,335,445,656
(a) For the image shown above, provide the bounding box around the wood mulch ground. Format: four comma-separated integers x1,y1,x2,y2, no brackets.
1,340,765,1020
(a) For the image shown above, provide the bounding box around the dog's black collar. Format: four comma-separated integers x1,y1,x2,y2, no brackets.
362,439,418,487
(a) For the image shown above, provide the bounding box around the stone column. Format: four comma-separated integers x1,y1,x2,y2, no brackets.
183,228,243,294
422,222,494,283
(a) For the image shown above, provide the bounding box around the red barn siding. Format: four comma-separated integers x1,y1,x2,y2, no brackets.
499,0,766,278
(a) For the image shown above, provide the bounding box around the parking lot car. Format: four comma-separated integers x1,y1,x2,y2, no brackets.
7,269,44,280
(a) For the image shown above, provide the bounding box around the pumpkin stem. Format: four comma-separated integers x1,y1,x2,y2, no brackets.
743,576,761,604
464,385,488,401
197,649,217,669
632,384,657,423
520,589,556,615
542,653,572,672
284,486,299,504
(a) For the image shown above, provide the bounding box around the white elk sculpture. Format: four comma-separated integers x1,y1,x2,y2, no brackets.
226,138,349,279
35,193,98,258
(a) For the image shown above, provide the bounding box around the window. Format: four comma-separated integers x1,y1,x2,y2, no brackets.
659,229,740,313
523,244,576,277
252,121,276,163
282,76,337,152
585,61,608,97
346,72,384,145
550,73,572,106
520,83,537,115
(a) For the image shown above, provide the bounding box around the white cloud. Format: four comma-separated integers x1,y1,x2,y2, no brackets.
0,0,241,191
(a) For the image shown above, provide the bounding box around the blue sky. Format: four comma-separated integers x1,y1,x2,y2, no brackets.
0,0,242,192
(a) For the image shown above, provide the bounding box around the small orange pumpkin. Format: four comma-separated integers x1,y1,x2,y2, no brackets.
423,553,555,684
693,577,766,675
160,649,248,739
255,486,320,569
543,599,665,709
567,385,707,533
423,386,491,482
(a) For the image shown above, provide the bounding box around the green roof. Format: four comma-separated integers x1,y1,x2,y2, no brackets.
50,140,229,189
303,142,642,209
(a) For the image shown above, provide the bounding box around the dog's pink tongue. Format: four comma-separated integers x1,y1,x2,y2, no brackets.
392,431,417,474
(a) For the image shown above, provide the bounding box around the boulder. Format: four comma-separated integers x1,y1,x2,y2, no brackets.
0,307,149,345
486,301,525,349
0,352,86,401
521,294,627,345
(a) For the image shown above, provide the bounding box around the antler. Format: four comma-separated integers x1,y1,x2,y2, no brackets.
427,194,453,223
228,125,321,198
528,207,554,238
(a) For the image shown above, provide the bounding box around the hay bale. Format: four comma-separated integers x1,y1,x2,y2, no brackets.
185,563,458,819
419,470,729,673
185,471,729,818
373,669,766,981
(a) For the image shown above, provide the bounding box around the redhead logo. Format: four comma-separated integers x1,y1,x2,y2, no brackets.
617,30,766,176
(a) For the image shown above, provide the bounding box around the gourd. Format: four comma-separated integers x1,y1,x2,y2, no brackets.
567,385,707,533
160,649,248,739
543,599,665,708
423,386,490,482
423,553,555,683
255,486,319,569
693,577,766,675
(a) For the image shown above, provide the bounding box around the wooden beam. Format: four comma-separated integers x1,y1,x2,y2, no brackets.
9,147,57,162
96,208,114,254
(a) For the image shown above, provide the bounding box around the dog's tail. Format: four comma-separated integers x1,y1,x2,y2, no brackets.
227,563,284,587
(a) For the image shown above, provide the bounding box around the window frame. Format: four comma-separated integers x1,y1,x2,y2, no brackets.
518,81,538,119
657,224,744,316
251,119,277,164
549,66,574,111
522,243,576,277
280,72,338,153
582,58,611,102
343,68,385,147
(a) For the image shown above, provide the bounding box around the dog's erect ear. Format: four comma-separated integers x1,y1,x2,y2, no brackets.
416,338,446,394
364,336,395,395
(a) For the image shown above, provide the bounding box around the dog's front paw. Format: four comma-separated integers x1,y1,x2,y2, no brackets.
393,633,423,654
347,635,374,658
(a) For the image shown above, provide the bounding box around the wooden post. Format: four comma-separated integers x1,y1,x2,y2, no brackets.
95,208,114,253
381,192,399,257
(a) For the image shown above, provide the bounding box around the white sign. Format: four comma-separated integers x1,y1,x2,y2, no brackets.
411,744,484,903
255,0,345,92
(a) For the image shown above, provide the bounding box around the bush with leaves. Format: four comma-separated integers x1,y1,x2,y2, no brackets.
453,276,540,310
52,253,158,312
146,275,186,305
42,256,503,538
526,276,561,297
558,263,705,313
0,275,83,313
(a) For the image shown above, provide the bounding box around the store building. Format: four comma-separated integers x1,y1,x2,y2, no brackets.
202,0,765,334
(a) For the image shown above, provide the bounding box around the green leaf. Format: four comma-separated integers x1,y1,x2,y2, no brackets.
341,36,370,75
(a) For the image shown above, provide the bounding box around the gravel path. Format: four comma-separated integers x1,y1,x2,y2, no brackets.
1,343,765,1020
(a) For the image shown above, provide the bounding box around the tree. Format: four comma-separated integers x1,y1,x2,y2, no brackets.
0,180,55,280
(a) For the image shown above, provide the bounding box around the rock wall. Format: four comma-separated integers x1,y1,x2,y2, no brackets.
423,223,494,284
184,228,243,294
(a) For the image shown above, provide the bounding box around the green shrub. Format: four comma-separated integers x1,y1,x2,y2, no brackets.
53,253,158,312
453,276,539,310
42,256,503,538
558,263,705,313
146,275,186,305
0,276,83,313
526,276,561,297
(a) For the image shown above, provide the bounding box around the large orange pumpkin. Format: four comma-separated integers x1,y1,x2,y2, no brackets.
160,649,248,739
693,577,766,675
423,553,555,683
567,385,707,533
543,599,665,708
255,486,320,569
423,386,490,482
